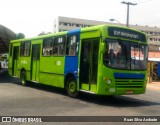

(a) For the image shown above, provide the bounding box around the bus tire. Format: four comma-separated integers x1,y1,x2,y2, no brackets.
66,77,78,98
20,71,28,86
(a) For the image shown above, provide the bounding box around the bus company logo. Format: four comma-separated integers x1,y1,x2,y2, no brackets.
1,117,42,123
56,61,61,65
2,117,11,122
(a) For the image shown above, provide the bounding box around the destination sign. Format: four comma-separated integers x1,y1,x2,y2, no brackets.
108,27,146,42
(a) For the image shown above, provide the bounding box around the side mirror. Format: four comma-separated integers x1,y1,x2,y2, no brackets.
100,43,106,53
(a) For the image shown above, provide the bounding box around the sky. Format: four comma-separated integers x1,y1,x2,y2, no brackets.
0,0,160,37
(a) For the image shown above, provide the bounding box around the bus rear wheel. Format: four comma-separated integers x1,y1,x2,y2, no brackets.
66,78,78,98
20,71,27,86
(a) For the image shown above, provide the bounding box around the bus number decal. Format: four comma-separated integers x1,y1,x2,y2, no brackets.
21,60,27,64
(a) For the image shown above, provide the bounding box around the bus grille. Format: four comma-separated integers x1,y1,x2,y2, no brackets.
115,79,144,88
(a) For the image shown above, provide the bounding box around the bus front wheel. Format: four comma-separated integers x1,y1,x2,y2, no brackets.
66,78,78,98
20,71,27,86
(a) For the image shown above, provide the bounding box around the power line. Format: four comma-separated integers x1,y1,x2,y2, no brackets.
121,1,137,27
137,0,153,4
133,0,153,4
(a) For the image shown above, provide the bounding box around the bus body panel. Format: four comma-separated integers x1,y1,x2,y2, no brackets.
19,56,31,81
39,56,65,88
96,63,147,95
64,56,78,77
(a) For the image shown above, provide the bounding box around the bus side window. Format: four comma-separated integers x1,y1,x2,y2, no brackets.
66,35,78,56
53,38,58,55
43,38,53,56
53,37,65,56
20,41,31,56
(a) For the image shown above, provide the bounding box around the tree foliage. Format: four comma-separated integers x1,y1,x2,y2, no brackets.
16,33,25,39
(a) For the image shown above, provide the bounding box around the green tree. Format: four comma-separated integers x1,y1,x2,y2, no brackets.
16,33,25,39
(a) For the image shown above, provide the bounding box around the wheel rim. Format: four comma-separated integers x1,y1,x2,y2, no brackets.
21,72,26,85
69,81,76,93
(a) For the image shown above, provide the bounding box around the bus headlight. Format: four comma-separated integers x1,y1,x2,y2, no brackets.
103,77,112,85
107,79,111,84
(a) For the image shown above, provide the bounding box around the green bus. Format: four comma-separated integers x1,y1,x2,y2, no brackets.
8,25,148,97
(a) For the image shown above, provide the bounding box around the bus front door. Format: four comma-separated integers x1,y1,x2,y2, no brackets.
31,44,40,82
80,39,99,92
12,46,19,76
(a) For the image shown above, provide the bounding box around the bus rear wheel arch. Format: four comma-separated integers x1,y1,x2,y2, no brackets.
66,75,79,98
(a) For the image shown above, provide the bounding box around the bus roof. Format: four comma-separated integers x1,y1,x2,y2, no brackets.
10,31,68,43
10,24,146,43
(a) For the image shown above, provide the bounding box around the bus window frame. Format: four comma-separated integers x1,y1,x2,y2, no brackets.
20,41,31,57
66,35,79,56
53,36,66,56
103,38,148,71
42,37,54,56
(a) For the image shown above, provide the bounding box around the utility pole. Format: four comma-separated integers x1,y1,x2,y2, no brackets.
121,1,137,27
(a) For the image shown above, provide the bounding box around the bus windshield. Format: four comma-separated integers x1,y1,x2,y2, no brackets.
103,39,148,70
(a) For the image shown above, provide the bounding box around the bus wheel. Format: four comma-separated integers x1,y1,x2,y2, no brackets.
20,71,27,86
67,78,78,98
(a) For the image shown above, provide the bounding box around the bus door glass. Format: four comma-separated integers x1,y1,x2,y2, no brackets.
12,46,19,76
31,44,40,81
80,38,99,90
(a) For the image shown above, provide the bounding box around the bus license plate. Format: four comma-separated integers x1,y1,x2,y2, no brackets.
126,90,133,94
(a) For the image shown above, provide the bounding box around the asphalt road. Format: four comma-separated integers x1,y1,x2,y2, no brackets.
0,69,160,125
